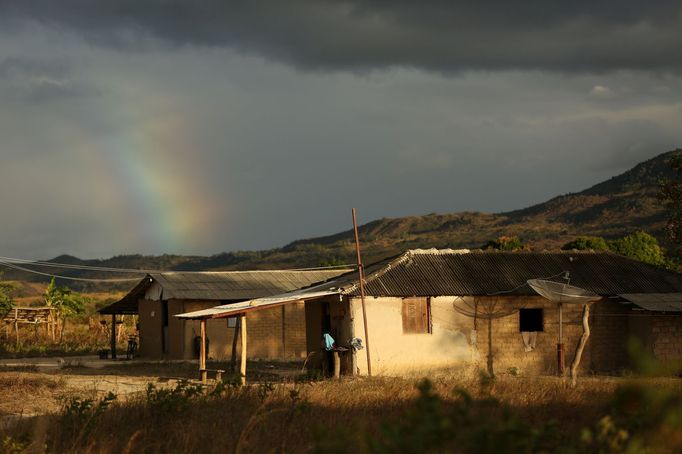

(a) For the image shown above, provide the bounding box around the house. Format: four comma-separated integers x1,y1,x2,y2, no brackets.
177,249,682,378
98,269,349,360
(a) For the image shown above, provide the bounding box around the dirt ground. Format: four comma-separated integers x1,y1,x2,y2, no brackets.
0,356,305,429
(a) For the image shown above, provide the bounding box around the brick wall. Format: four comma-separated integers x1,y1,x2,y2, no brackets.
181,300,307,360
650,316,682,361
589,300,630,373
473,296,594,376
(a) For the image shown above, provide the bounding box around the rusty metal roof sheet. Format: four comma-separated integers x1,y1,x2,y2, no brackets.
98,269,350,314
176,288,339,319
619,293,682,312
327,249,682,297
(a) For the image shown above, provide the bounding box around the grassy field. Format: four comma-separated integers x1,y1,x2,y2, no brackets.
1,363,681,453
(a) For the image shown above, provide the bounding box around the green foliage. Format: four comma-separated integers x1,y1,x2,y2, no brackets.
2,435,28,454
145,380,204,413
482,236,527,251
607,231,665,266
562,232,670,267
561,236,610,251
44,278,86,320
0,275,15,318
60,392,117,438
317,379,559,453
659,150,682,250
580,342,682,452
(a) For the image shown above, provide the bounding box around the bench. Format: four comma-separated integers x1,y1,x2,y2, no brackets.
200,368,226,382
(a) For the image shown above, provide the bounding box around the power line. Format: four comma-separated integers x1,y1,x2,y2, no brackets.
0,261,141,283
0,254,356,284
0,256,164,274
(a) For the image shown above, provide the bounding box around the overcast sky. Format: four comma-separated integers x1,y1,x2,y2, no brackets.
1,1,681,259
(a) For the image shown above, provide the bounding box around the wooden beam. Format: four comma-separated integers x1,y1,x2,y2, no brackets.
240,315,247,385
110,314,117,359
14,308,19,348
230,317,240,372
200,318,207,382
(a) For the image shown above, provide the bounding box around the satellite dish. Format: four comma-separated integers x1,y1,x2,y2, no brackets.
527,279,599,304
527,275,600,376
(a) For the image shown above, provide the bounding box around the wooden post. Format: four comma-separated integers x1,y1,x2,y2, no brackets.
230,317,240,372
352,208,372,376
557,303,565,376
14,308,19,348
240,315,247,385
570,303,591,387
200,318,207,382
332,351,341,379
486,316,494,377
110,314,117,359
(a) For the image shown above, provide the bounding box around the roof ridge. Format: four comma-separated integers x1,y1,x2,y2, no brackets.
406,248,471,255
150,269,352,275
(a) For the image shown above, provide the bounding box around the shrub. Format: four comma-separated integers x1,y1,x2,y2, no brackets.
561,236,609,251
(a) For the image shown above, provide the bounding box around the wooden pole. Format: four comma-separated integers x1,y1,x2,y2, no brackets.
230,317,240,372
486,316,494,377
14,309,19,348
352,208,372,376
570,303,591,387
200,318,207,382
557,303,565,376
110,314,117,359
332,351,341,379
240,315,247,385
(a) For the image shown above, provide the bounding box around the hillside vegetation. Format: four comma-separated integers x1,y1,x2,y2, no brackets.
2,149,679,291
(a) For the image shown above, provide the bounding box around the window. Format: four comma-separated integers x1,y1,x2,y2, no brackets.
519,308,543,332
402,297,432,334
227,317,237,328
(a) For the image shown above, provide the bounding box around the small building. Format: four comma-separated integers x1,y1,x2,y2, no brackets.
178,249,682,378
99,269,348,360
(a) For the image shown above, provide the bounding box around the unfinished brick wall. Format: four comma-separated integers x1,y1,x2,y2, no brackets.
650,315,682,361
181,301,307,360
473,296,592,376
589,300,630,373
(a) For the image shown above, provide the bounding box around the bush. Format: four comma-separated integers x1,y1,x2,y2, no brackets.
561,236,610,251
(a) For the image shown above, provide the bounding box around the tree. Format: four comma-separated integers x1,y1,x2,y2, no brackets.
607,231,664,266
0,275,15,319
562,232,668,268
44,278,86,341
482,236,527,251
561,236,609,251
659,151,682,253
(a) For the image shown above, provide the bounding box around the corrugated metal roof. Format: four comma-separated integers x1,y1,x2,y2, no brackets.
619,293,682,312
328,249,682,297
172,249,682,319
98,269,350,314
176,288,339,319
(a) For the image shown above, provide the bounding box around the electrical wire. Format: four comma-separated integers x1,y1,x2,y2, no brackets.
0,255,356,274
0,256,165,273
0,261,141,283
0,254,356,284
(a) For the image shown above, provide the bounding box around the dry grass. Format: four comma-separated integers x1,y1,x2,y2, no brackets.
3,372,680,453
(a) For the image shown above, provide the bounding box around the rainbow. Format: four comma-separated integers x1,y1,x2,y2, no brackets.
78,110,223,254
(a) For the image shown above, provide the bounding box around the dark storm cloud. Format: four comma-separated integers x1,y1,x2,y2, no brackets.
0,57,93,102
2,1,681,72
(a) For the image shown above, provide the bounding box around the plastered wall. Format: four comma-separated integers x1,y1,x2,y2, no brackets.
349,295,634,377
352,296,475,376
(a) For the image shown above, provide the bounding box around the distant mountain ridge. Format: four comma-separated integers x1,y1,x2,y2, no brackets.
3,149,679,291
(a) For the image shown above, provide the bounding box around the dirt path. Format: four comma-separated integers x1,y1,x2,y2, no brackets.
0,370,180,430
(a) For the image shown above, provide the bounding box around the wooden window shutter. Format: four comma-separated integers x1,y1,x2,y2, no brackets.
402,297,430,334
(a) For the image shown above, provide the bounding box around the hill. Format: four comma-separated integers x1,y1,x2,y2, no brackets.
2,149,679,291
